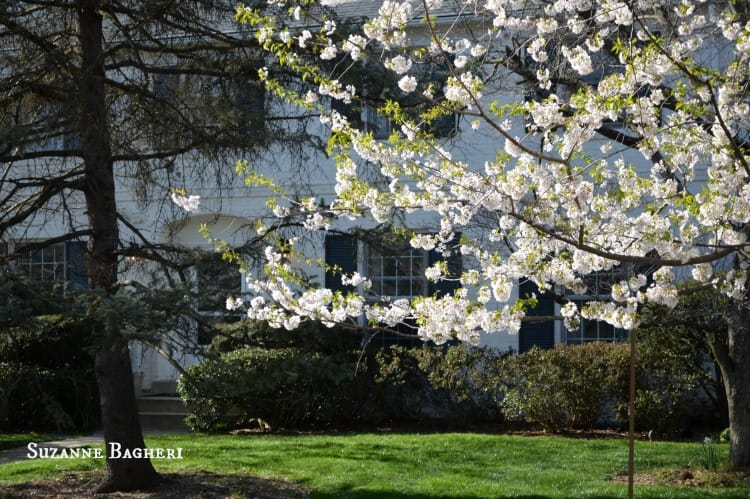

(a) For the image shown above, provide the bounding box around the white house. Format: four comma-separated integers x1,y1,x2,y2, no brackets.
3,0,704,394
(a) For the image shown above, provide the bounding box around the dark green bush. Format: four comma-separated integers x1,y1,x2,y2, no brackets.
181,321,375,431
0,362,99,431
183,318,705,434
180,321,507,431
501,341,705,433
501,343,628,431
0,312,100,432
208,319,364,355
178,346,364,431
374,344,507,424
0,314,93,368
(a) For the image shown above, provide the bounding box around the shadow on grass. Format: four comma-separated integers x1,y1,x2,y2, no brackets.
311,493,750,499
0,471,309,498
312,495,552,499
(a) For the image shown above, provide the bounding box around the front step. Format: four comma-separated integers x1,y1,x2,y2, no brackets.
138,411,190,431
146,380,179,395
137,396,188,413
136,395,190,431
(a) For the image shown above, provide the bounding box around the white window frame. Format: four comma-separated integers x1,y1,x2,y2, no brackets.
563,272,629,344
16,242,69,283
360,239,429,300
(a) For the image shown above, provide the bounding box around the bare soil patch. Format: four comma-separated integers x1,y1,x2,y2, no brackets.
611,466,750,489
0,471,310,498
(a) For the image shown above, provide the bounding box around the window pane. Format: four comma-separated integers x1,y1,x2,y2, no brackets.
567,324,583,341
397,256,412,277
382,256,397,277
367,254,382,277
412,255,425,274
583,319,599,339
29,265,43,281
195,254,241,312
598,321,615,340
381,279,397,296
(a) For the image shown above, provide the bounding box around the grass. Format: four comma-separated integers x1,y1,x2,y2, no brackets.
1,432,749,498
0,433,55,451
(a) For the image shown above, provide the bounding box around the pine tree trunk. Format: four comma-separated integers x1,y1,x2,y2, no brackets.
77,0,159,491
94,340,160,492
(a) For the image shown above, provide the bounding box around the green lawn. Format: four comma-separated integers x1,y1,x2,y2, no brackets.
0,433,55,452
1,432,747,498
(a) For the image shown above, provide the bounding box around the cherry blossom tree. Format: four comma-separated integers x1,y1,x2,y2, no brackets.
202,0,750,469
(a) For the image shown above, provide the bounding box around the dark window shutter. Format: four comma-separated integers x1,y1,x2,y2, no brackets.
429,112,458,138
153,73,179,97
325,234,357,293
518,280,554,353
65,241,88,289
235,81,265,125
427,234,461,297
424,53,457,138
332,98,363,129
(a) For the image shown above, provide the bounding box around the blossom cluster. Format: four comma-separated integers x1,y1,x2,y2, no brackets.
218,0,750,344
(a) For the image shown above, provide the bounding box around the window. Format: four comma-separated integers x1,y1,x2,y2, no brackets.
194,252,242,313
324,232,461,347
62,130,82,152
21,244,65,282
333,98,456,140
564,304,628,344
366,239,428,298
364,237,429,347
193,252,244,345
329,51,458,141
14,241,88,289
518,269,631,352
325,233,460,299
195,71,265,134
233,79,265,128
414,54,458,138
563,271,629,344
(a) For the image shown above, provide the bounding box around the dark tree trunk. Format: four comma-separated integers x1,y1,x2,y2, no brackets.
94,338,159,492
722,298,750,470
77,1,159,491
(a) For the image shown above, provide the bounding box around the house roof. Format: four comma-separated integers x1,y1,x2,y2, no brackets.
218,0,476,34
326,0,466,22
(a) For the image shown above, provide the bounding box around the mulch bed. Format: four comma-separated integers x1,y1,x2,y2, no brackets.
0,471,310,498
611,467,750,489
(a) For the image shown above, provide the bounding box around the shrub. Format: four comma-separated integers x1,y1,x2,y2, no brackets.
0,314,100,432
0,314,94,368
374,344,507,424
179,316,384,432
180,321,508,431
207,319,363,355
0,362,99,431
501,343,629,431
501,341,706,433
179,346,368,431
